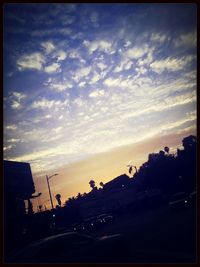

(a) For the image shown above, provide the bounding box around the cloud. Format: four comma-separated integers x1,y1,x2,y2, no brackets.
31,98,63,109
9,91,26,109
17,53,45,71
89,72,101,84
126,45,149,59
150,33,167,43
12,92,26,101
5,124,17,130
56,50,67,61
150,55,194,73
83,39,113,54
41,41,55,54
7,138,20,143
89,89,105,98
44,62,61,73
135,66,147,75
79,81,86,87
174,31,196,48
50,82,72,91
68,50,81,59
31,28,72,37
53,126,63,134
60,14,75,25
72,66,91,82
3,144,16,152
97,62,107,70
137,50,154,66
113,58,133,73
103,77,121,87
11,100,21,109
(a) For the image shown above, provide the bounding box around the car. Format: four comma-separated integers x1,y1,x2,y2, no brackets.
7,232,129,263
97,214,114,224
169,192,189,211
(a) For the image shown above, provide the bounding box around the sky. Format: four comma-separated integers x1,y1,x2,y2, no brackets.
3,3,197,209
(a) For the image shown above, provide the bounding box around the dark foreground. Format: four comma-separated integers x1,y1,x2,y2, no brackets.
92,205,196,263
7,205,196,263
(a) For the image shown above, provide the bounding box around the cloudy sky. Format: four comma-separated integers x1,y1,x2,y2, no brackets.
4,3,196,207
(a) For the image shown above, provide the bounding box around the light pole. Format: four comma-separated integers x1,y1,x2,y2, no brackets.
46,173,58,210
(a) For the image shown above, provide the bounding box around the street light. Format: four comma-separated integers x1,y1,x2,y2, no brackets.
46,173,58,210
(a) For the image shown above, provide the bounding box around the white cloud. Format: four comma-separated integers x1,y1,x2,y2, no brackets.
17,53,45,71
89,72,101,84
114,58,133,73
84,39,113,54
12,92,26,101
124,40,132,47
11,100,21,109
174,32,196,48
137,50,154,66
56,50,67,61
31,98,63,109
41,41,55,54
44,62,60,73
79,81,86,87
135,66,147,75
150,55,194,73
89,89,105,98
68,50,81,59
53,126,63,134
97,62,107,71
5,124,17,130
50,82,72,91
7,138,20,143
72,66,91,82
10,91,26,109
126,45,149,59
73,98,85,107
104,77,121,87
150,33,167,43
4,144,16,152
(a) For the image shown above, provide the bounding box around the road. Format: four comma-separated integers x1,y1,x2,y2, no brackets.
90,205,196,263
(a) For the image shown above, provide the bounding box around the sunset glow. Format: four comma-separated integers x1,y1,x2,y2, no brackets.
4,3,196,209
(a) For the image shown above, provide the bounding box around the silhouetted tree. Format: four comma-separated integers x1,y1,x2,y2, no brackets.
182,135,196,150
100,182,104,188
164,146,169,154
76,193,82,200
55,194,61,206
176,135,197,192
89,180,96,189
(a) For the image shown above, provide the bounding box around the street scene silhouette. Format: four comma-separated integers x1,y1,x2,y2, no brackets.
4,135,197,263
3,3,197,264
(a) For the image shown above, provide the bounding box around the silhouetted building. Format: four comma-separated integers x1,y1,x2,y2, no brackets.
103,174,131,192
4,160,36,256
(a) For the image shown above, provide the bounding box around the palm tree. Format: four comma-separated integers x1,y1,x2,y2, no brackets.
55,194,61,206
76,193,82,199
164,146,170,154
89,179,95,189
127,165,137,175
99,182,104,188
